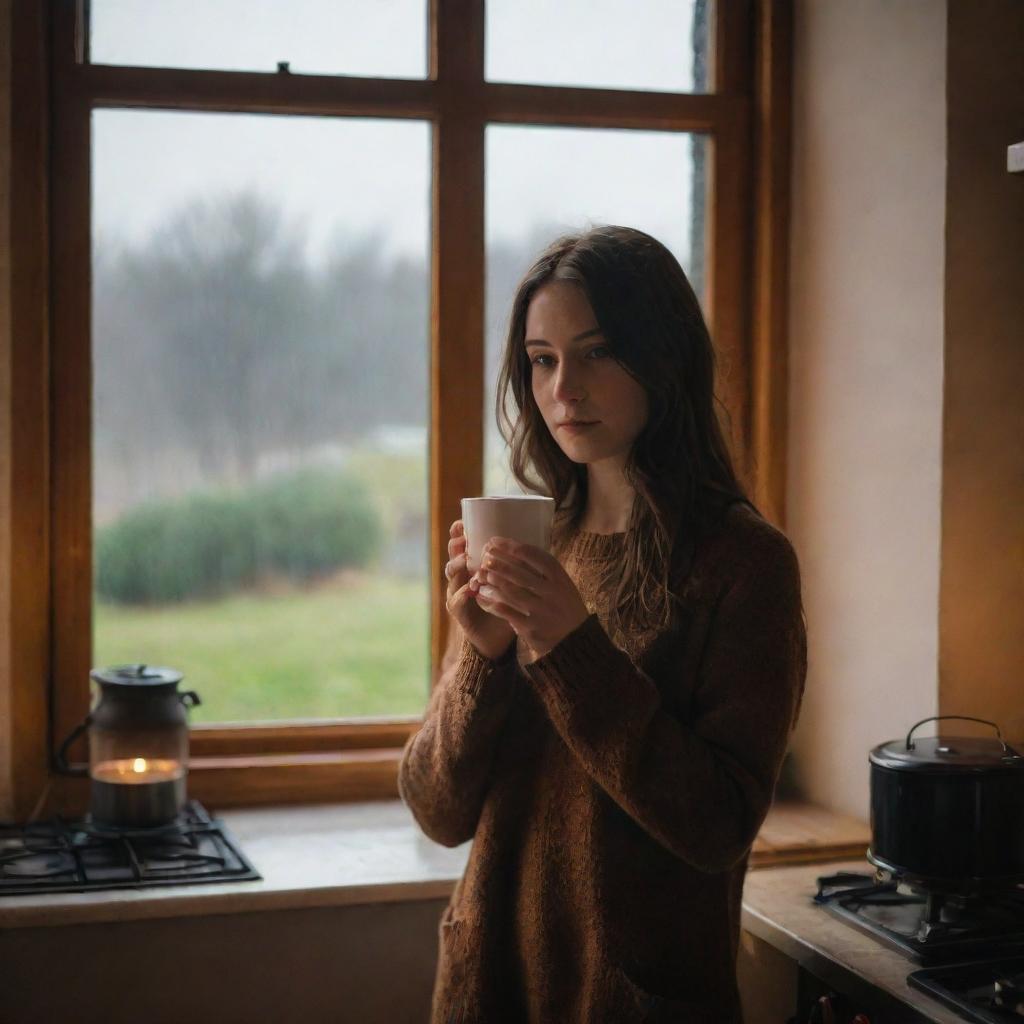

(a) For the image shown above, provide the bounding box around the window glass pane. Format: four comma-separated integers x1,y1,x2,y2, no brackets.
92,110,431,725
486,0,713,94
483,125,708,497
90,0,427,79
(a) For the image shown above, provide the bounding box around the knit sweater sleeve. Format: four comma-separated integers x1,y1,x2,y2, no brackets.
522,529,807,874
397,632,522,848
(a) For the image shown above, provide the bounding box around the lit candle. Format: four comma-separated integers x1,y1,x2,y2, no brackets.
91,757,185,784
90,757,187,827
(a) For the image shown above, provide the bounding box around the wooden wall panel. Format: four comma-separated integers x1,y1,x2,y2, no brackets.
939,0,1024,746
751,0,794,528
1,0,50,822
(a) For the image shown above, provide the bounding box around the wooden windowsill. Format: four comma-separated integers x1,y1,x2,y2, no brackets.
0,800,869,931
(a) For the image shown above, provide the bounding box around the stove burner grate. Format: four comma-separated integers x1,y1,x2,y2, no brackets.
0,801,260,896
909,956,1024,1023
815,871,1024,964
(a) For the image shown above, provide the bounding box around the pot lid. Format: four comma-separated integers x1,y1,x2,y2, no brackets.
871,715,1024,772
870,734,1024,771
90,664,183,689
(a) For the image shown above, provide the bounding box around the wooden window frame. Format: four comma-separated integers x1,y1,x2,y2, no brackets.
1,0,792,819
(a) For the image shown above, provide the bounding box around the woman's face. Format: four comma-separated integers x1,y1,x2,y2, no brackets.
524,280,648,466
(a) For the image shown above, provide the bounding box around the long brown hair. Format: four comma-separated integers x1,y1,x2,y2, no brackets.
494,225,757,638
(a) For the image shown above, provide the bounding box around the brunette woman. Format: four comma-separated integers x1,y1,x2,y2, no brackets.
399,225,807,1023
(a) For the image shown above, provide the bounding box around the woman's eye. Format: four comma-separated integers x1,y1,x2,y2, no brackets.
530,346,608,368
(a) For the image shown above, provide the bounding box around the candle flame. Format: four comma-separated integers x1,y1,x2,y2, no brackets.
131,757,148,773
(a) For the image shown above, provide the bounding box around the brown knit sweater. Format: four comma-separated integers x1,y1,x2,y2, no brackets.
398,502,807,1023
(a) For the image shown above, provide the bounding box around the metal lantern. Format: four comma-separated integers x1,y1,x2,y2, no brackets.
57,664,201,828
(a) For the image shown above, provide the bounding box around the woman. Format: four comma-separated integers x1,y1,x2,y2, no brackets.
398,225,807,1023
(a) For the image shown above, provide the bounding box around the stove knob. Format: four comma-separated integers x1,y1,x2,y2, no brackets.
809,996,836,1024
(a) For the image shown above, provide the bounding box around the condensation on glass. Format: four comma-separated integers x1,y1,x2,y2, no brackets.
91,109,431,724
89,0,427,79
486,0,714,94
482,124,709,498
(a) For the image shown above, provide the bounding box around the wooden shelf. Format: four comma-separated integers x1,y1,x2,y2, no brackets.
750,800,870,868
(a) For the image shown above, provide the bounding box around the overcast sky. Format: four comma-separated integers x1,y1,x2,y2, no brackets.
91,0,702,267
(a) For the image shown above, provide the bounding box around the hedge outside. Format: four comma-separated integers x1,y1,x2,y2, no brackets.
95,467,383,605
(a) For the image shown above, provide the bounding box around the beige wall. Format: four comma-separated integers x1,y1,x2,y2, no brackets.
786,0,948,818
939,0,1024,745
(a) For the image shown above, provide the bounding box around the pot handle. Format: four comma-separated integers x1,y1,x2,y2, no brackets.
180,690,202,709
54,714,93,776
905,715,1007,753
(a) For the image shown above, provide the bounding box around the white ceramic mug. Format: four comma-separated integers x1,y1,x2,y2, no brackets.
460,496,556,574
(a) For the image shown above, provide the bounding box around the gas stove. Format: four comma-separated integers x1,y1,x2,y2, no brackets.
0,800,260,896
816,870,1024,1022
909,957,1024,1022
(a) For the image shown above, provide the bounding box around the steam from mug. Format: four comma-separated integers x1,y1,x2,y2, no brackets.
460,496,555,572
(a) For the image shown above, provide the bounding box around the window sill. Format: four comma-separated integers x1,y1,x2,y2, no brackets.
45,749,408,818
0,799,868,931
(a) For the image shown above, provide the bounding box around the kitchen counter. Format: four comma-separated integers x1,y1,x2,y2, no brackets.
0,797,870,929
742,858,967,1023
2,802,967,1023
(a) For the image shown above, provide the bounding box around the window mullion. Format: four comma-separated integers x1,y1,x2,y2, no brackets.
69,64,437,120
431,0,484,83
483,82,733,133
430,0,485,679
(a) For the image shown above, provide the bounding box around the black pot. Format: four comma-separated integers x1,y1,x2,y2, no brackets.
868,716,1024,890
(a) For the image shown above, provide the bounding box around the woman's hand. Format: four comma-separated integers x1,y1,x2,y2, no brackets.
469,537,590,662
444,520,516,662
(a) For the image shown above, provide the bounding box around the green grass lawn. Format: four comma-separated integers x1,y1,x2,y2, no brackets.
93,571,430,724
